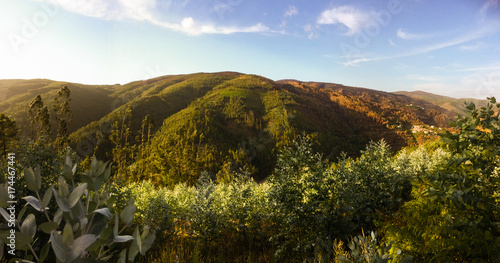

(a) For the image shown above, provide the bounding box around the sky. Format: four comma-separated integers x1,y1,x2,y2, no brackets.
0,0,499,99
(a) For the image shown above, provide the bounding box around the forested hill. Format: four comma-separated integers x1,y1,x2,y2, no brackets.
394,90,489,117
1,72,457,184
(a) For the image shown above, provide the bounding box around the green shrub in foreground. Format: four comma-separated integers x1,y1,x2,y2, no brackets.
384,98,500,262
0,157,155,262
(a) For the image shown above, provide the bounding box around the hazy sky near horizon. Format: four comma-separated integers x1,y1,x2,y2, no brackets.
0,0,499,99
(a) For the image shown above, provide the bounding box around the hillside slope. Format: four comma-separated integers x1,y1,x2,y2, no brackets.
0,73,457,185
0,79,118,138
394,90,488,116
120,74,455,185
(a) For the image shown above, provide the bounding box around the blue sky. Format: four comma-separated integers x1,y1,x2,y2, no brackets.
1,0,499,98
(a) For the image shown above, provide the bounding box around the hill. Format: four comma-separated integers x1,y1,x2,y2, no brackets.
0,79,118,138
1,73,457,185
394,90,488,117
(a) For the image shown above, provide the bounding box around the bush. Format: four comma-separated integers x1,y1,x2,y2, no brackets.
0,157,155,262
384,98,500,262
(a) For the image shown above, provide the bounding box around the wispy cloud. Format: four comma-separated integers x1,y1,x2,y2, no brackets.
317,6,372,36
281,6,298,28
284,6,298,17
304,24,317,39
396,28,435,40
460,42,486,51
345,24,500,66
33,0,270,35
458,62,500,72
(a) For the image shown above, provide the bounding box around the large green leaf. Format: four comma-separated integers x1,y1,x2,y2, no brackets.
9,230,33,250
128,227,141,260
39,222,59,234
120,203,136,226
58,177,70,197
39,242,51,263
68,183,88,209
114,212,119,237
67,234,99,262
0,207,10,222
62,223,74,247
20,214,36,239
24,167,40,192
50,230,68,262
140,230,155,254
114,235,133,243
41,186,53,210
22,196,42,211
52,188,71,212
93,208,112,220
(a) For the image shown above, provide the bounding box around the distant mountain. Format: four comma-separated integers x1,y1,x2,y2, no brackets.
1,73,457,184
393,90,488,117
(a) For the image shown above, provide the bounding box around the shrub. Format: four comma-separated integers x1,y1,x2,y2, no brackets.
385,98,500,262
0,157,155,262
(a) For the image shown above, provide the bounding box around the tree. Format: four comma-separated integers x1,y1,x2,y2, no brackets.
109,106,133,177
28,95,51,140
53,86,72,149
385,98,500,262
0,114,19,158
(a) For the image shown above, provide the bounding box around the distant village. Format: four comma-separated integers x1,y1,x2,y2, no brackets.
411,125,442,135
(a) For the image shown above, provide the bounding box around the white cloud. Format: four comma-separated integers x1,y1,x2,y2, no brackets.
151,17,269,35
317,6,372,36
32,0,270,35
396,28,432,40
343,57,373,66
284,6,298,17
304,24,317,39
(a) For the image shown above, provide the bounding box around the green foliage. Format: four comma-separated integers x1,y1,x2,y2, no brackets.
28,95,51,140
0,157,155,262
268,136,417,261
385,98,500,262
335,231,412,263
0,114,19,158
4,73,483,263
52,86,72,150
268,134,335,260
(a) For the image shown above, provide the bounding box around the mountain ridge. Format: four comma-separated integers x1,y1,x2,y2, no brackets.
394,90,488,116
0,72,472,184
